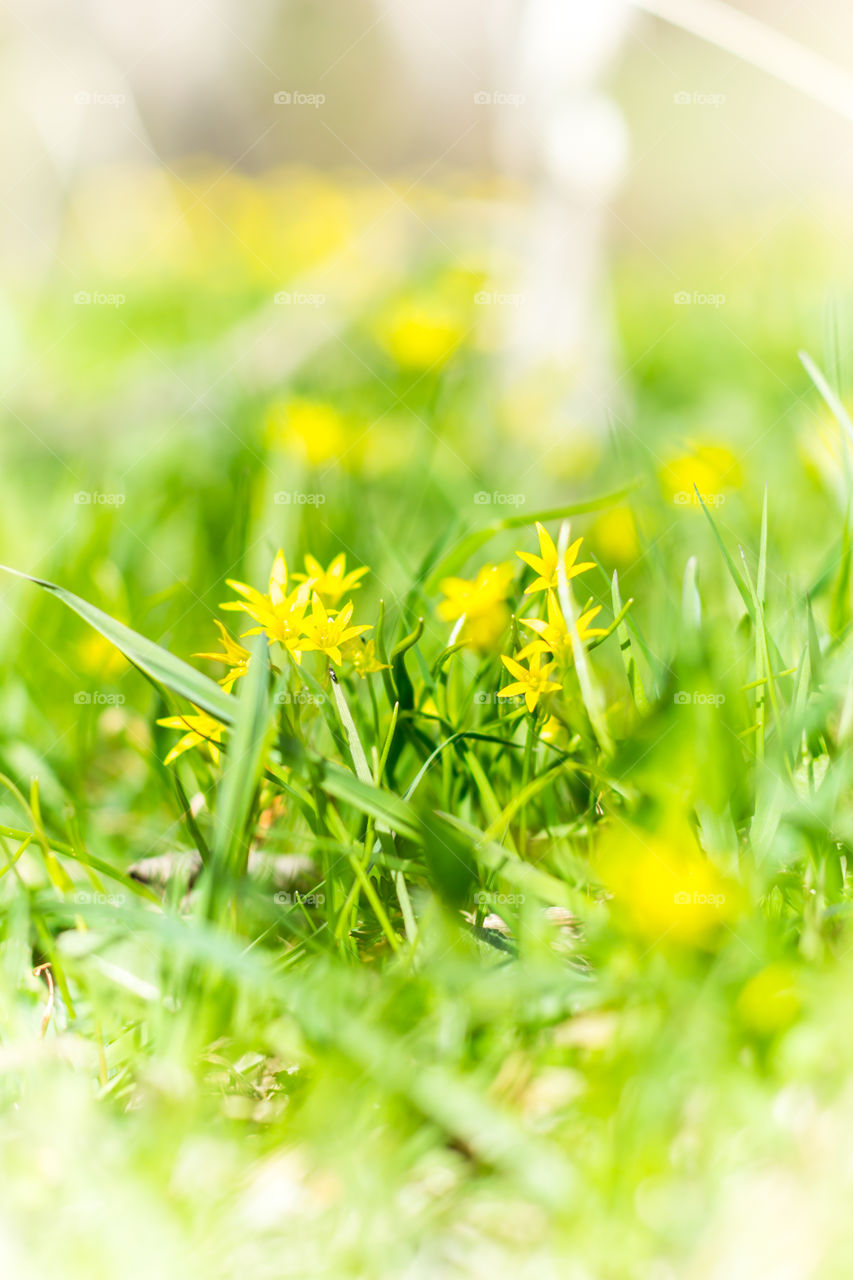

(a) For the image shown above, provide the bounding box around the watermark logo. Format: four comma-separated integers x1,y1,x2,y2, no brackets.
475,891,525,907
74,491,125,506
474,691,524,707
673,490,725,507
273,90,326,108
274,290,326,307
74,691,126,706
674,691,726,707
73,891,126,905
275,690,326,706
74,91,126,107
73,290,126,307
674,91,726,107
274,890,326,906
474,490,525,507
274,491,325,506
474,290,525,308
674,291,725,308
674,891,726,906
474,91,526,107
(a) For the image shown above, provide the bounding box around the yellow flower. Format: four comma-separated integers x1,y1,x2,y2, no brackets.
438,563,513,652
294,552,368,606
265,398,348,468
221,551,311,659
661,442,741,505
539,714,566,744
519,592,606,660
438,564,514,623
498,650,561,714
240,587,311,656
516,523,595,595
589,506,639,565
348,638,390,678
194,620,251,686
300,594,371,666
157,707,226,766
596,821,740,946
375,298,466,370
222,549,288,616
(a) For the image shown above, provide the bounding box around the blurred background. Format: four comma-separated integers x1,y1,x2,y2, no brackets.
1,0,853,853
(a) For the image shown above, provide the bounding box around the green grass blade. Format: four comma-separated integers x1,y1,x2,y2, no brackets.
0,564,236,724
696,492,753,618
210,633,274,887
613,569,650,712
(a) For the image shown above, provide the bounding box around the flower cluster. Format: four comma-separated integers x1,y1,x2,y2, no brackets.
439,522,606,716
158,550,381,764
220,550,372,667
158,525,609,767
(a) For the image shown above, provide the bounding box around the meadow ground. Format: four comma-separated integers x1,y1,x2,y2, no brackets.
2,172,853,1278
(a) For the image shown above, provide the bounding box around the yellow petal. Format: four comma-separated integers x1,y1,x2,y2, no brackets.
516,551,547,575
537,523,558,564
500,654,528,681
519,616,549,637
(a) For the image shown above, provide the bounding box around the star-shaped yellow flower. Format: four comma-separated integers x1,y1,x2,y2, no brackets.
238,587,312,656
221,550,311,659
222,549,290,617
348,637,390,678
498,650,561,714
157,707,226,765
194,620,251,686
293,553,368,606
519,592,606,660
300,594,371,666
516,523,594,595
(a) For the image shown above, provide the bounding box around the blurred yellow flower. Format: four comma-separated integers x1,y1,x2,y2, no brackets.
375,298,466,370
438,563,513,622
539,715,567,744
438,563,514,653
266,399,348,468
517,524,595,595
348,638,390,678
661,443,741,505
597,821,740,946
589,507,640,565
499,650,561,714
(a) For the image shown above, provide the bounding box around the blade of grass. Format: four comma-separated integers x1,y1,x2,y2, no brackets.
613,570,650,713
207,634,274,904
0,564,236,724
